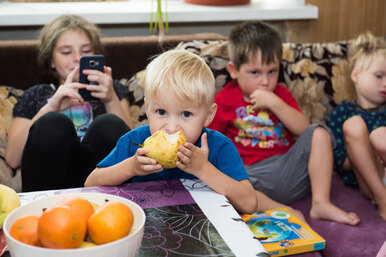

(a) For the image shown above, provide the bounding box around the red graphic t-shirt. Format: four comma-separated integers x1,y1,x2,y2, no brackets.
208,81,302,165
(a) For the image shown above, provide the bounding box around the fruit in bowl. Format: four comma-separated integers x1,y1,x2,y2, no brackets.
87,201,134,245
3,193,146,257
0,184,21,228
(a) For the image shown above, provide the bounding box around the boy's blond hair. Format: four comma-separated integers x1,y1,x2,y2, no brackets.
145,49,215,107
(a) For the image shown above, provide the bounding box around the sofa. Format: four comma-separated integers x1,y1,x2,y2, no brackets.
0,33,385,257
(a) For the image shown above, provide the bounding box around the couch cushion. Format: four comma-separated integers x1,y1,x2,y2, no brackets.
280,41,355,123
0,86,23,192
0,40,40,91
174,39,232,94
118,72,148,128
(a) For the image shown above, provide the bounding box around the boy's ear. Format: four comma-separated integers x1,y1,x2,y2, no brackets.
204,103,218,127
351,68,359,83
227,62,238,79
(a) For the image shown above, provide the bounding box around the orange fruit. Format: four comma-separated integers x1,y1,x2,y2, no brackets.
87,201,134,245
57,196,95,223
10,214,40,246
38,206,86,249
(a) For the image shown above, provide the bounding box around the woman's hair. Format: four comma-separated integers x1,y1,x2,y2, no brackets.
145,49,215,107
228,20,282,69
349,31,386,72
38,15,103,84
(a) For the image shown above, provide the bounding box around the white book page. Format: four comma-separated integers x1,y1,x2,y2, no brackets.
182,179,268,257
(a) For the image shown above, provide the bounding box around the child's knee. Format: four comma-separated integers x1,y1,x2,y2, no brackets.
342,116,368,142
313,126,330,137
32,112,75,141
312,125,332,144
342,116,367,139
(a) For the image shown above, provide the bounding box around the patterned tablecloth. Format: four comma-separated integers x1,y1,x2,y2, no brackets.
6,179,268,257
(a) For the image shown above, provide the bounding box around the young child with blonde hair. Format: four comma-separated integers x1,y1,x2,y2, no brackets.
327,32,386,220
85,49,258,214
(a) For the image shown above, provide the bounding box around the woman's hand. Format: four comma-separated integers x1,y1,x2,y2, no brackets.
81,66,116,103
81,66,133,129
46,67,86,112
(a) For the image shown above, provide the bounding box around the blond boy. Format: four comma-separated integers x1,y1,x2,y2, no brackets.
85,49,258,214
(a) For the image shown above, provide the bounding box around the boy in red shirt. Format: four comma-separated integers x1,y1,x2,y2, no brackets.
208,20,359,225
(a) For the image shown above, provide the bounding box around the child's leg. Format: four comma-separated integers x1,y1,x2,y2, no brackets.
370,126,386,164
245,155,308,223
308,126,360,225
371,127,386,186
254,190,307,224
343,117,386,220
21,112,79,192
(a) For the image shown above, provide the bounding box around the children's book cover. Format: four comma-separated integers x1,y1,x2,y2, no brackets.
241,208,325,256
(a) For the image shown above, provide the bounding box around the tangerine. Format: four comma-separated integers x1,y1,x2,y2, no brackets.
9,214,40,246
38,205,86,249
57,196,95,223
87,201,134,245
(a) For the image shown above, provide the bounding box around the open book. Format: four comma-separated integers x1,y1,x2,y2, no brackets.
241,208,325,256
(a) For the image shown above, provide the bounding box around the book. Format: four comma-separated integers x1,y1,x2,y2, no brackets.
241,208,325,256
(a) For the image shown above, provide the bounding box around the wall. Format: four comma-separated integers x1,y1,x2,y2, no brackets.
0,22,241,40
0,0,384,43
0,1,318,41
303,0,385,43
0,21,307,42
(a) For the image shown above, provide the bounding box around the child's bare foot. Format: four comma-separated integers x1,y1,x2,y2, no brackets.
377,205,386,221
310,201,360,226
285,206,308,225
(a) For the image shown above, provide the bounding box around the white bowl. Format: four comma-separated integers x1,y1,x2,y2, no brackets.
3,192,146,257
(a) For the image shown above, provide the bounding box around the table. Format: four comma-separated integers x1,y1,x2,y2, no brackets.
4,179,268,257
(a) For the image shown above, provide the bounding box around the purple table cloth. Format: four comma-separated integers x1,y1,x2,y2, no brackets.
14,179,267,257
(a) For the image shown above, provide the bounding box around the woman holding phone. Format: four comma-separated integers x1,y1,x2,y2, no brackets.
5,15,133,192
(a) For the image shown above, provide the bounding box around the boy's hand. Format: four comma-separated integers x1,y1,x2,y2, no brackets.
132,147,164,175
176,132,210,175
250,89,278,110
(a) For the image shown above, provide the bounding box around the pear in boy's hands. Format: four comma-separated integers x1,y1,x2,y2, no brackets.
143,129,187,169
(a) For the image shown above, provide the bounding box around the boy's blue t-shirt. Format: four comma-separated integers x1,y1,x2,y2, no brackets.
98,125,249,183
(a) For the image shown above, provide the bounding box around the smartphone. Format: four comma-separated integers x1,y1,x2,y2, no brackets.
79,55,104,101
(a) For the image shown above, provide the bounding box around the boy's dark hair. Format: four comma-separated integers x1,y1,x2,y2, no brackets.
228,20,282,69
